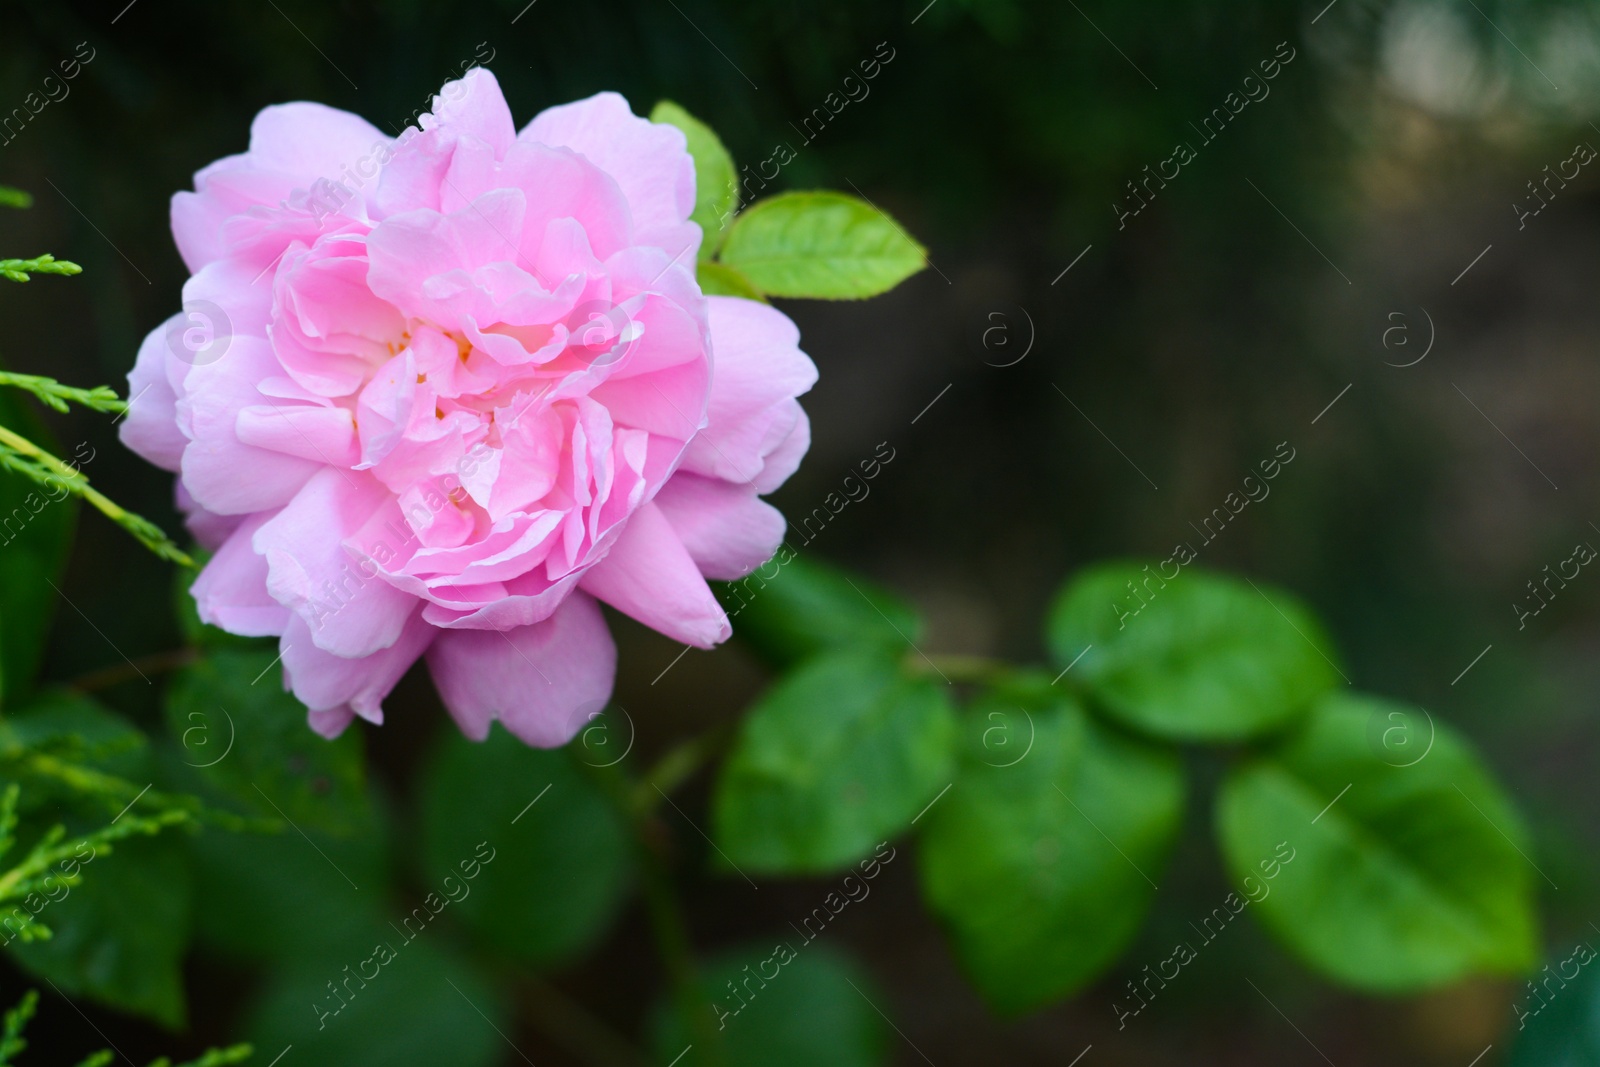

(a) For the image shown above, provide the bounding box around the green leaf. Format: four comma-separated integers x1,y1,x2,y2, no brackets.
0,389,77,705
652,944,889,1067
650,100,739,259
713,650,955,874
1,691,146,779
918,688,1184,1013
718,191,927,299
244,939,506,1067
9,832,192,1027
1215,693,1539,992
418,725,633,969
697,260,766,300
1507,942,1600,1066
187,815,389,965
1047,561,1341,742
164,649,372,836
717,553,923,670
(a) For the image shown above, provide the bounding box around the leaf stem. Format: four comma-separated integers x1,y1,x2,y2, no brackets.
904,652,1014,685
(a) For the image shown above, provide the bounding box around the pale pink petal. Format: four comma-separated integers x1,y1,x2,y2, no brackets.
177,336,324,514
420,68,517,159
279,608,434,722
578,501,731,647
679,296,815,488
307,705,358,739
254,468,418,657
653,473,785,580
425,591,614,747
191,512,290,636
173,103,387,271
520,91,697,256
176,482,243,552
751,403,810,494
120,315,187,472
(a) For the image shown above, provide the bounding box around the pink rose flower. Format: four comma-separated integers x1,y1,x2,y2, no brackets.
121,69,815,746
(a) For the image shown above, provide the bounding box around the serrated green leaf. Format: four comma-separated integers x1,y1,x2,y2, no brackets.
713,650,955,874
1216,693,1539,992
651,944,890,1067
717,553,923,670
164,649,372,835
718,191,926,299
418,725,632,969
697,260,766,300
650,100,739,260
0,388,77,705
1047,561,1340,742
918,691,1183,1013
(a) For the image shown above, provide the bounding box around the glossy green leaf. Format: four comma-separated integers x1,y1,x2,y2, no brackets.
650,99,739,259
718,191,926,299
1216,693,1539,992
697,260,766,300
652,944,889,1067
1047,561,1341,742
713,650,956,874
0,388,77,705
918,689,1184,1013
244,939,505,1067
418,725,633,969
164,649,372,835
9,832,192,1027
717,553,923,670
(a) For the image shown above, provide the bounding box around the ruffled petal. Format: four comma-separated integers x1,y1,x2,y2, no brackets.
520,91,698,258
279,608,435,722
119,315,188,472
653,473,785,580
578,501,730,647
426,591,614,747
191,511,290,637
174,103,388,271
254,467,418,657
679,296,816,489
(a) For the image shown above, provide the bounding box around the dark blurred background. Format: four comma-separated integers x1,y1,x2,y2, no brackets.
2,0,1598,1063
